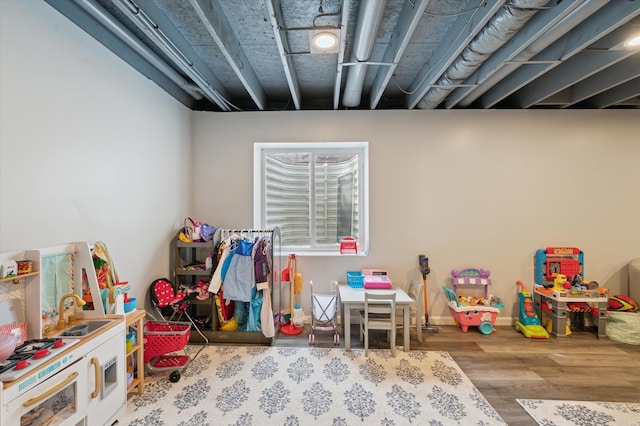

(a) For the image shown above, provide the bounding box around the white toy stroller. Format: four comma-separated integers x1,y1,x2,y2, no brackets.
309,280,340,345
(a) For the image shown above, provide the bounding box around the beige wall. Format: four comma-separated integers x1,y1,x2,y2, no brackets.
193,110,640,323
2,1,639,325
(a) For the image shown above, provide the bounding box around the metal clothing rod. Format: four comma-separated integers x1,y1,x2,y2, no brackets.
223,229,274,233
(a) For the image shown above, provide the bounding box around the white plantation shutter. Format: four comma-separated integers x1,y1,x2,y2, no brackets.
255,143,368,254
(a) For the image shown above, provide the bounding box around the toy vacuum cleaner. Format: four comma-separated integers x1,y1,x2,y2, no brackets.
515,280,549,339
419,254,439,332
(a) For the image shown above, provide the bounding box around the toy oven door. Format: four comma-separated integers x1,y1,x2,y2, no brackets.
3,359,88,426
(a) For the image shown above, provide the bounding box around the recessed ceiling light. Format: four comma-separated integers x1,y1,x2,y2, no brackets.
310,30,340,54
312,32,338,49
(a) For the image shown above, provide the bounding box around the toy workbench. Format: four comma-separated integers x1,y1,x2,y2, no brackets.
533,287,608,338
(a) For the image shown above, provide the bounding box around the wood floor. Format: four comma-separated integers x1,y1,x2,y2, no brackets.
274,323,640,425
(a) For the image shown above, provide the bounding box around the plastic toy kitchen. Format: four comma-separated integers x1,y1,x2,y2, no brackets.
0,242,127,426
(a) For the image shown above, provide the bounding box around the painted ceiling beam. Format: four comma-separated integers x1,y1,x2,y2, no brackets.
119,0,233,110
191,0,267,110
406,0,507,109
479,0,640,108
368,0,431,109
587,76,640,108
561,54,640,108
264,0,301,110
333,0,351,110
513,23,640,108
445,0,604,109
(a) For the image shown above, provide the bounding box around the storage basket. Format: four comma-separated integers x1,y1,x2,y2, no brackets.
16,260,32,275
346,271,364,288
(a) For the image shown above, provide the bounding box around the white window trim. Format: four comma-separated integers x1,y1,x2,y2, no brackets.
253,142,369,256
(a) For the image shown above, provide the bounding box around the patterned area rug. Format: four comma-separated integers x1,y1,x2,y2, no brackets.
119,345,506,426
518,399,640,426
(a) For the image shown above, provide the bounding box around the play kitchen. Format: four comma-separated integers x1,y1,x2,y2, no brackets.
1,242,127,426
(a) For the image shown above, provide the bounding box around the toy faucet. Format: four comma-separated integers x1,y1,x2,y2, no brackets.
57,294,86,329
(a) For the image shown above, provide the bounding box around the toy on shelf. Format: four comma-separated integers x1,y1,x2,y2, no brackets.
442,286,501,335
515,280,549,339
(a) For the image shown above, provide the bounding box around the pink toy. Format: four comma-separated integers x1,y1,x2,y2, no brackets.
443,286,501,334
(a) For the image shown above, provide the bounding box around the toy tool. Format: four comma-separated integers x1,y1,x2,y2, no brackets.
515,280,549,339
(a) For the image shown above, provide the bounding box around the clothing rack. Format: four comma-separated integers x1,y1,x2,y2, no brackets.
208,226,281,345
213,227,280,244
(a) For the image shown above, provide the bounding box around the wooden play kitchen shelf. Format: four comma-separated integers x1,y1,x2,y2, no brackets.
125,309,145,396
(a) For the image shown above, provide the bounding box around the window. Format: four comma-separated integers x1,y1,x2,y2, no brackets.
254,142,368,255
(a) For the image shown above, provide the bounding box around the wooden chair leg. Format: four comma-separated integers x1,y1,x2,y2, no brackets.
364,327,369,357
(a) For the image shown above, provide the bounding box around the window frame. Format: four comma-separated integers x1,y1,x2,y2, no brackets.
253,141,369,256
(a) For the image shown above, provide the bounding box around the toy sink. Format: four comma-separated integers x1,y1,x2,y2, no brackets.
58,319,114,338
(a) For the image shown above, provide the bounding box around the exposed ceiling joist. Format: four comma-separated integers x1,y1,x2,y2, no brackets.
264,0,302,110
45,0,640,111
481,0,640,108
406,0,508,109
562,54,640,107
190,0,267,110
445,0,604,109
114,0,233,110
332,0,351,110
368,0,431,109
516,49,635,108
589,77,640,108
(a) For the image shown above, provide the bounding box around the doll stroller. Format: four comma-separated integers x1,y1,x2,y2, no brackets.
145,278,208,382
309,280,340,345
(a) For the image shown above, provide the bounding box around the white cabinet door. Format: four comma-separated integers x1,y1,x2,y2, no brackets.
85,329,126,426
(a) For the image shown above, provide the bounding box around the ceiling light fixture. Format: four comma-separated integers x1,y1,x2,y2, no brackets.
626,34,640,48
310,30,340,54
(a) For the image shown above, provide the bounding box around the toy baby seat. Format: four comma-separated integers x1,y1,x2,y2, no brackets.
443,286,500,334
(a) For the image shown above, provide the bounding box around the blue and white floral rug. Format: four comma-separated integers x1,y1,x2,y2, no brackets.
119,345,506,425
518,399,640,426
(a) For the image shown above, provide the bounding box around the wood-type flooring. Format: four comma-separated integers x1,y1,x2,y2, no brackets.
274,323,640,425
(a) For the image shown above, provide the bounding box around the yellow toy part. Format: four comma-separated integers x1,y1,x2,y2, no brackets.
552,273,568,291
545,318,571,335
219,317,238,332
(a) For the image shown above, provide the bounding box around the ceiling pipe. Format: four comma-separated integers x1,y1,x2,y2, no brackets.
342,0,387,107
416,0,549,109
71,0,205,102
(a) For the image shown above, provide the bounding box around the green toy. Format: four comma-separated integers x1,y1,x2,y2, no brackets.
515,280,549,339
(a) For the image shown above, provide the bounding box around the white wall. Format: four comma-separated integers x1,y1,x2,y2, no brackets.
193,110,640,324
0,1,192,309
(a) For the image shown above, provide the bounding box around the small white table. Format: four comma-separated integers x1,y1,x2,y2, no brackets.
338,285,413,352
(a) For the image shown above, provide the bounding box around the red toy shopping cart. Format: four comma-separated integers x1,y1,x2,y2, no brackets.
143,320,193,383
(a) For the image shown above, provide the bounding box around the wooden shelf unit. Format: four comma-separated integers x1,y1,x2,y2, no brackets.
0,271,39,284
125,309,145,396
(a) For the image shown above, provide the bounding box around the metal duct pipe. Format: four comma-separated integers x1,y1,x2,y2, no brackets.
72,0,204,101
417,0,549,109
342,0,387,107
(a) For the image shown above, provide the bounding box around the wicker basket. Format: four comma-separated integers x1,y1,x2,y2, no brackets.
16,260,32,275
